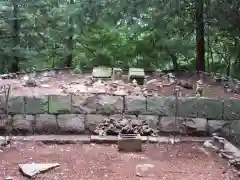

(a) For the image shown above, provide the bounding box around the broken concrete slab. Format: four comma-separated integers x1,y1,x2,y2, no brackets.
19,163,60,177
92,66,112,78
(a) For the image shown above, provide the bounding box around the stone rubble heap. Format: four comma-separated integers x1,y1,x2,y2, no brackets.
204,135,240,170
94,117,158,136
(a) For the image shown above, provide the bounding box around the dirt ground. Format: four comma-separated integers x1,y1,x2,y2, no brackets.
0,70,240,99
0,141,239,180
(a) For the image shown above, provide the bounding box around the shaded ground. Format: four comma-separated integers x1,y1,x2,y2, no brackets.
0,70,239,99
0,141,239,180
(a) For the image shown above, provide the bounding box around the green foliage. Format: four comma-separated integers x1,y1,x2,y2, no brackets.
0,0,239,77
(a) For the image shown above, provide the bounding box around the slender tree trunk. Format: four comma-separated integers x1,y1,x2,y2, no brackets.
165,46,179,71
195,0,205,72
206,36,210,72
11,1,20,72
64,0,74,67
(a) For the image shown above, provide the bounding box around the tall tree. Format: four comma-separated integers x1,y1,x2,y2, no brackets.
11,0,20,72
64,0,74,67
196,0,205,71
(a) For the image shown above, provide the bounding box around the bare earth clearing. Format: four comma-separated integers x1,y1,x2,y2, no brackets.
0,141,239,180
2,70,240,99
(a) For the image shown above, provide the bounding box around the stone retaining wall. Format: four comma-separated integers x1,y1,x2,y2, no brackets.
1,94,240,140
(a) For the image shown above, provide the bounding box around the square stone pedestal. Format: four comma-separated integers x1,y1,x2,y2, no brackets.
118,133,142,152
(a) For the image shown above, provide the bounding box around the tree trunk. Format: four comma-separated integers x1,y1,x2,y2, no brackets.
11,2,20,72
165,46,179,71
195,0,205,72
64,0,74,67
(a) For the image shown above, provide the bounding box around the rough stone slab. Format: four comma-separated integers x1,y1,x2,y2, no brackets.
128,68,145,77
19,163,60,177
8,96,25,114
0,115,11,132
92,66,112,78
90,135,117,143
230,120,240,145
25,96,48,114
57,114,85,133
72,94,123,114
12,115,34,134
12,135,91,144
196,98,223,119
112,68,123,80
86,114,108,133
35,114,58,133
138,115,159,129
125,96,146,114
208,120,230,136
223,99,240,120
48,95,71,114
0,95,7,114
184,118,207,134
178,136,211,142
177,97,197,117
147,96,175,116
148,136,169,143
159,116,182,133
128,68,145,85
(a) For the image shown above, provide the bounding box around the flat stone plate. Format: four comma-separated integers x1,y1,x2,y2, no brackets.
92,67,112,78
128,68,145,77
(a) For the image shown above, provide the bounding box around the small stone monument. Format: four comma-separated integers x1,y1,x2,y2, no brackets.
128,68,145,85
213,73,222,83
92,66,112,78
112,68,123,80
118,133,142,152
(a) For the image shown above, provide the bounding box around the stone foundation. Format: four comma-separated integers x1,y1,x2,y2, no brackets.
0,94,239,140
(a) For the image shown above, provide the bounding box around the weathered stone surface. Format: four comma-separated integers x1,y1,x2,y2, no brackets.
159,116,182,133
12,114,34,133
72,94,123,114
57,114,85,133
86,114,108,133
184,118,207,134
147,96,175,116
0,95,7,114
18,163,60,178
12,135,91,143
91,135,117,143
48,95,71,114
112,68,123,80
160,116,207,135
128,68,145,77
35,114,58,133
8,96,25,114
177,97,197,117
128,68,145,85
196,98,223,119
125,96,146,114
138,115,159,129
223,99,240,120
135,164,155,177
92,66,112,78
230,121,240,145
207,120,230,136
25,96,48,114
0,115,11,132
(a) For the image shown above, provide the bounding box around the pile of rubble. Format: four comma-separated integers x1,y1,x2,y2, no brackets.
94,117,158,136
204,135,240,170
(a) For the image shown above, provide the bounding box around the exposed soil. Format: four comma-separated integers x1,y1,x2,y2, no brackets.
0,141,239,180
0,70,239,99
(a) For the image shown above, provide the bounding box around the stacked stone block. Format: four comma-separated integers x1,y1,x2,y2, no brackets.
0,94,239,140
